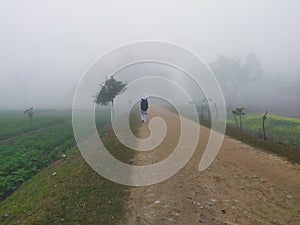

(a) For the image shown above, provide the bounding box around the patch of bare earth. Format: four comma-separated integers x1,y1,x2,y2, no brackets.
125,107,300,225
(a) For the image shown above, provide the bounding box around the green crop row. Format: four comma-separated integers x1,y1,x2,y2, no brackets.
0,123,73,196
228,114,300,147
0,110,70,141
0,109,110,197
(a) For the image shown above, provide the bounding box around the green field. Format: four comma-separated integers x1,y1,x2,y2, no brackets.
0,109,138,224
228,114,300,147
0,110,76,141
2,109,299,224
0,110,110,197
0,142,133,225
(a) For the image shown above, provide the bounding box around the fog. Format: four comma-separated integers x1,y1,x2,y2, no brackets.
0,0,299,116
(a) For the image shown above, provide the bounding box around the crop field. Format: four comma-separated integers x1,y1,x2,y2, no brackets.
228,114,300,147
0,110,110,197
0,109,138,224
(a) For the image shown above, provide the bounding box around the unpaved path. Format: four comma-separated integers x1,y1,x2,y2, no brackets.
125,107,300,225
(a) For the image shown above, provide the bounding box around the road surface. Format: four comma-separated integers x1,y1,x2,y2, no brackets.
125,107,300,225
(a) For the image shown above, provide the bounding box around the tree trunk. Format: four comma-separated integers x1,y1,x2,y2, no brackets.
214,103,219,121
111,99,115,116
207,104,210,120
233,114,238,129
262,111,268,140
239,115,242,130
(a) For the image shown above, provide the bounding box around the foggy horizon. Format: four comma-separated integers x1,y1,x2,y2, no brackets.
0,1,299,117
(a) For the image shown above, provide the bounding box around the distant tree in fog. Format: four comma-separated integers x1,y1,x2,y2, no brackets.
233,107,245,130
95,76,127,106
24,107,34,129
24,107,34,120
210,53,263,106
232,109,239,128
210,53,262,86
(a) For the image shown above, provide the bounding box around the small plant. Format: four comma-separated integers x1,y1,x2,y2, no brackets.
232,107,245,130
24,107,34,120
232,110,239,128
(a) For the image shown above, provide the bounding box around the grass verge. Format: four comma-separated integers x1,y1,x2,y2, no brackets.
225,124,300,164
0,110,140,225
201,118,300,165
228,114,300,147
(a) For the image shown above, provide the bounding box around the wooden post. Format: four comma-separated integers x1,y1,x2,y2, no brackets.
262,110,268,140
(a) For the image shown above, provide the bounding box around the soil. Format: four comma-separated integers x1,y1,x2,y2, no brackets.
125,107,300,225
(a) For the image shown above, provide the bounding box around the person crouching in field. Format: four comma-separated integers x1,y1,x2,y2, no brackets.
140,96,149,123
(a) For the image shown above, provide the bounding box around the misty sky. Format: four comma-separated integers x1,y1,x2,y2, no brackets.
0,0,299,109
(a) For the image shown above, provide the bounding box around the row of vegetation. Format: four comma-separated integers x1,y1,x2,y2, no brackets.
0,123,73,197
0,107,137,225
198,104,300,164
228,113,300,147
0,110,66,141
0,110,110,198
0,76,126,199
198,99,300,148
0,76,134,224
0,134,135,225
225,123,300,164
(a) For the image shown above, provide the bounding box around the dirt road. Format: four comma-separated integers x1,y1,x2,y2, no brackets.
125,107,300,225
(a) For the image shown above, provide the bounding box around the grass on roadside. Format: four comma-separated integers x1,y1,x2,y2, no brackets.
224,124,300,164
228,114,300,147
0,147,129,225
0,108,140,225
200,113,300,165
